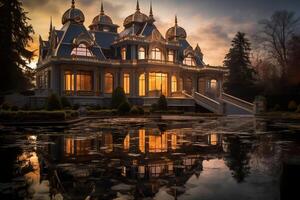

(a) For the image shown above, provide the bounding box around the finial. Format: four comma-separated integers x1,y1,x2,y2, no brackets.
48,16,52,40
149,0,153,17
136,0,140,11
175,15,178,25
100,1,104,15
71,0,75,8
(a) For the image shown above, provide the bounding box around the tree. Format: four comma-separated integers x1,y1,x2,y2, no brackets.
223,32,256,100
0,0,35,94
258,10,299,80
111,87,127,109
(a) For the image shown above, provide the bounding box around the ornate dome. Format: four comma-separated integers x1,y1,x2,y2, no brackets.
166,16,187,41
91,2,113,26
123,0,149,27
62,0,85,25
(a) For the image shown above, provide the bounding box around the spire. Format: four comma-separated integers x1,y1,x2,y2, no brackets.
136,0,140,11
175,15,178,26
71,0,75,8
48,16,52,40
149,0,153,17
100,1,104,15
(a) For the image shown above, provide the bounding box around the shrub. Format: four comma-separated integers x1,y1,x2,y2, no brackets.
111,87,127,109
118,101,131,114
138,106,145,115
61,96,71,108
288,100,297,111
72,103,80,110
157,95,168,111
150,103,158,113
46,94,62,111
1,102,11,110
130,105,140,115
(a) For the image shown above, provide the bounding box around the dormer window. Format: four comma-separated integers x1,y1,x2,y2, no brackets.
71,43,93,57
184,54,196,66
151,48,162,60
138,47,145,60
121,47,126,60
168,50,174,62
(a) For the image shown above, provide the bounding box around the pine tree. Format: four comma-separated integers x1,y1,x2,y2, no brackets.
0,0,35,94
223,32,256,100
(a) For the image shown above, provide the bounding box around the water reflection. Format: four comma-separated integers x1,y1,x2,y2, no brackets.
0,117,299,199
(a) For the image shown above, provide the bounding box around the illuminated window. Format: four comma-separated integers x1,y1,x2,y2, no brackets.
71,43,93,56
139,74,146,96
138,47,145,59
124,134,130,151
64,70,74,91
139,129,145,153
123,73,130,94
121,47,126,60
76,71,93,91
104,73,114,93
151,48,162,60
210,79,218,90
171,76,177,93
149,72,168,95
168,50,174,62
184,54,196,66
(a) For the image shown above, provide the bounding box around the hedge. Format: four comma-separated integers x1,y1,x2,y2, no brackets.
0,111,67,121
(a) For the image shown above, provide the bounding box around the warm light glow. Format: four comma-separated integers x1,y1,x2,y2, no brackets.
71,43,93,56
149,132,167,153
210,79,218,90
104,73,113,93
139,129,145,153
151,48,162,60
103,133,113,153
139,73,146,96
64,70,74,91
124,134,130,151
138,47,145,59
179,77,183,91
123,73,130,94
209,133,218,145
121,47,126,60
76,71,93,91
149,72,168,95
171,75,177,93
184,54,196,66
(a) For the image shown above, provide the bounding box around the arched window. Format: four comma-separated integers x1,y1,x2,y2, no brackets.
171,76,177,93
71,43,93,56
139,74,146,96
184,54,196,66
209,79,218,90
168,50,174,62
121,47,126,60
123,73,130,94
138,47,145,60
151,48,162,60
104,73,114,93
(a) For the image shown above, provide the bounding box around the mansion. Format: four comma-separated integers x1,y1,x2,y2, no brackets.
36,0,228,109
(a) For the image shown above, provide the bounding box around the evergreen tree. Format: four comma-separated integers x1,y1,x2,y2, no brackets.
0,0,35,94
223,32,256,100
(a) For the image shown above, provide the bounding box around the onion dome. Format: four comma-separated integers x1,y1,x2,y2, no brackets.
123,0,149,27
62,0,85,25
166,15,187,41
91,2,113,26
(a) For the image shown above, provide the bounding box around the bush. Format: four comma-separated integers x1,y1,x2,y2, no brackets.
46,94,62,111
111,87,127,109
130,105,140,115
288,100,297,111
72,103,80,110
138,106,145,115
118,101,131,114
61,96,71,108
1,102,11,110
157,95,168,111
150,103,158,113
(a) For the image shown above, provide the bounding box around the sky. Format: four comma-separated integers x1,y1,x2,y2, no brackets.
23,0,300,67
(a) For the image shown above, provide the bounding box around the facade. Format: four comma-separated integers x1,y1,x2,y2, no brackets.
36,0,226,106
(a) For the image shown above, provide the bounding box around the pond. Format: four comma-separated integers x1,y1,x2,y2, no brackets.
0,116,300,200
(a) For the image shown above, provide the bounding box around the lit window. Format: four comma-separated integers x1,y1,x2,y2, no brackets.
121,47,126,60
171,76,177,92
138,47,145,60
123,73,130,94
168,50,174,62
149,72,168,95
210,79,217,90
151,48,162,60
71,43,93,57
76,71,93,91
183,54,196,66
139,129,145,153
139,74,146,96
64,70,74,91
104,73,114,93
